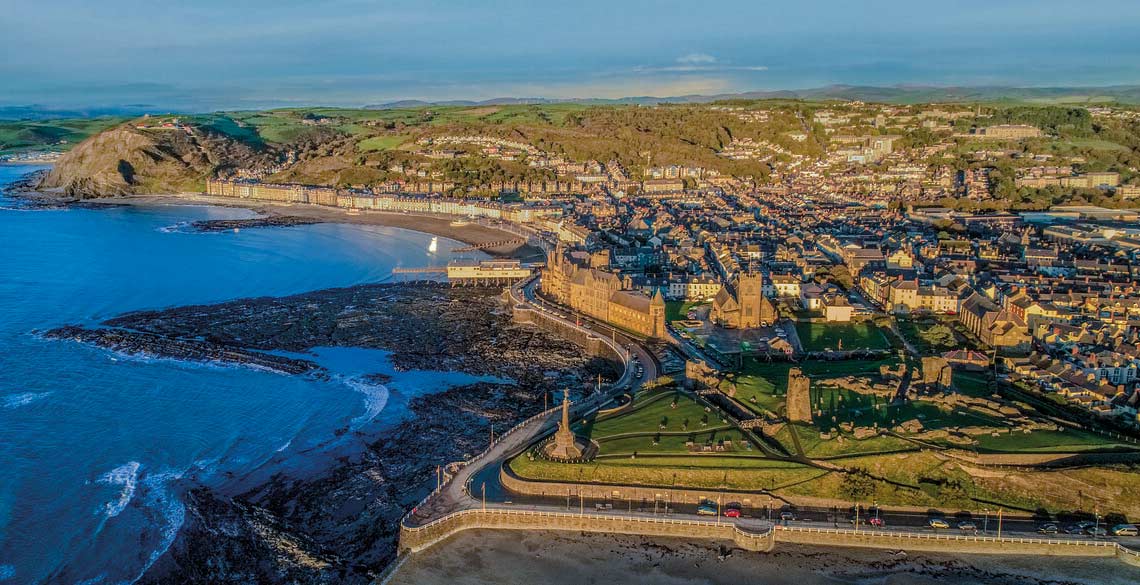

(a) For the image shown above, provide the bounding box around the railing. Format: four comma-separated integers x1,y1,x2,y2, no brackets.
777,524,1121,548
405,506,771,534
402,274,638,529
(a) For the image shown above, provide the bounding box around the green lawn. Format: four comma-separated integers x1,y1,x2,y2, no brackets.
665,301,707,323
597,428,751,456
733,358,900,417
795,321,891,352
0,117,126,154
973,428,1132,453
509,453,824,491
357,134,409,152
583,390,715,439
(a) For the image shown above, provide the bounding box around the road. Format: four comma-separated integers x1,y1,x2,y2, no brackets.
405,275,655,527
401,276,1140,552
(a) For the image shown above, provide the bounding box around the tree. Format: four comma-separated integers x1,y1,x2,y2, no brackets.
840,469,878,501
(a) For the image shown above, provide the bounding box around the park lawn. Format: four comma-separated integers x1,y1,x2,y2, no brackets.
952,371,993,397
583,391,713,438
973,428,1133,453
895,316,972,355
808,385,1004,432
665,300,707,323
510,454,824,491
795,321,891,352
733,357,900,417
357,134,409,152
597,428,748,456
789,423,919,459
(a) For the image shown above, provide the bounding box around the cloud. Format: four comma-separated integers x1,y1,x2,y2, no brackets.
677,52,717,65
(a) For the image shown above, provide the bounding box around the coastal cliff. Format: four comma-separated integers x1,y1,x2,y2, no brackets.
37,124,265,198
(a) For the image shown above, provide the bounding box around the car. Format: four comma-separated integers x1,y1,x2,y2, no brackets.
957,521,977,531
723,508,741,518
696,505,717,516
928,519,950,529
1086,526,1109,537
1037,523,1060,535
1111,524,1139,537
779,511,795,521
868,517,885,527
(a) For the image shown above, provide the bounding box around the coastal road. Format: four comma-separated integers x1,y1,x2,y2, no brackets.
405,274,653,526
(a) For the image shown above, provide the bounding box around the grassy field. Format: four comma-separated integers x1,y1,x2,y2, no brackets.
972,428,1132,453
894,316,975,355
510,454,825,491
795,321,891,352
357,135,410,152
665,301,707,323
597,428,753,456
789,424,919,458
0,117,125,154
582,390,714,438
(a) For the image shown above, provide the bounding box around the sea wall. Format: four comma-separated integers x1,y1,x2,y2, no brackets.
396,508,1138,572
510,302,624,364
775,525,1118,557
398,508,774,556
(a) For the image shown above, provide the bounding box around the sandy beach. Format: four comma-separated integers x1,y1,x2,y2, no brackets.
80,193,547,260
388,530,1139,585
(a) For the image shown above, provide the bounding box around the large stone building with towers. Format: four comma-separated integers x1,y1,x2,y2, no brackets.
541,244,666,338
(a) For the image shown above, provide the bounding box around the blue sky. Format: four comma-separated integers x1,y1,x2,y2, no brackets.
4,0,1140,110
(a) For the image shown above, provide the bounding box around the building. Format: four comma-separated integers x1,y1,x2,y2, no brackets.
974,125,1042,139
446,259,532,285
711,273,778,328
542,245,666,338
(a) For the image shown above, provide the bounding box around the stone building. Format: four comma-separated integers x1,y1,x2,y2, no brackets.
711,273,778,328
541,244,666,338
786,368,812,422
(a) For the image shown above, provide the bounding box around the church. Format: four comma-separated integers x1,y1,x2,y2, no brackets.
710,273,778,329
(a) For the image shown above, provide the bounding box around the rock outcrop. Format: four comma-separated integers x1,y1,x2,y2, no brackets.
38,125,265,198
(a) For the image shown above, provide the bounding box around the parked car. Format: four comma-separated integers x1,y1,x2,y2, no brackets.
957,521,978,531
928,518,950,529
1086,526,1109,537
723,508,741,518
1111,524,1138,537
868,517,885,527
1037,523,1060,535
779,511,795,521
696,505,717,516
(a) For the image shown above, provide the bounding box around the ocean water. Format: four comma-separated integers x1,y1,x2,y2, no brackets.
0,166,492,584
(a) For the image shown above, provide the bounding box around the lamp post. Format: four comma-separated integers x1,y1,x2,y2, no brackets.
984,508,990,534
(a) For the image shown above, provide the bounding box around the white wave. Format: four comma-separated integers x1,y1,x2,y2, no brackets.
342,377,390,427
275,438,293,453
1,391,52,409
155,221,192,234
96,461,141,518
0,565,15,581
128,469,187,585
73,576,105,585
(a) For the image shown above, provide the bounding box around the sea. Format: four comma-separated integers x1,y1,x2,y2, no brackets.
0,165,494,584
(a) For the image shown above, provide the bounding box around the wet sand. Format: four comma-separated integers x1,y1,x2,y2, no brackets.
389,530,1139,585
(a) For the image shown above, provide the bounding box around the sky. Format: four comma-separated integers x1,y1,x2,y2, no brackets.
3,0,1140,111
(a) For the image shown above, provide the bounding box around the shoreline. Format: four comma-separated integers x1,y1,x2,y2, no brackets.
389,529,1140,585
86,193,546,260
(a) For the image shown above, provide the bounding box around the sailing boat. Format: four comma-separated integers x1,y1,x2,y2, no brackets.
428,236,438,254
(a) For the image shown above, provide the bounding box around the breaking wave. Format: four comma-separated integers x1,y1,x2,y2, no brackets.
1,391,52,409
97,461,141,518
342,377,390,427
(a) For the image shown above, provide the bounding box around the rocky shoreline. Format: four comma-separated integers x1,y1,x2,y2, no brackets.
190,215,325,232
44,283,617,584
